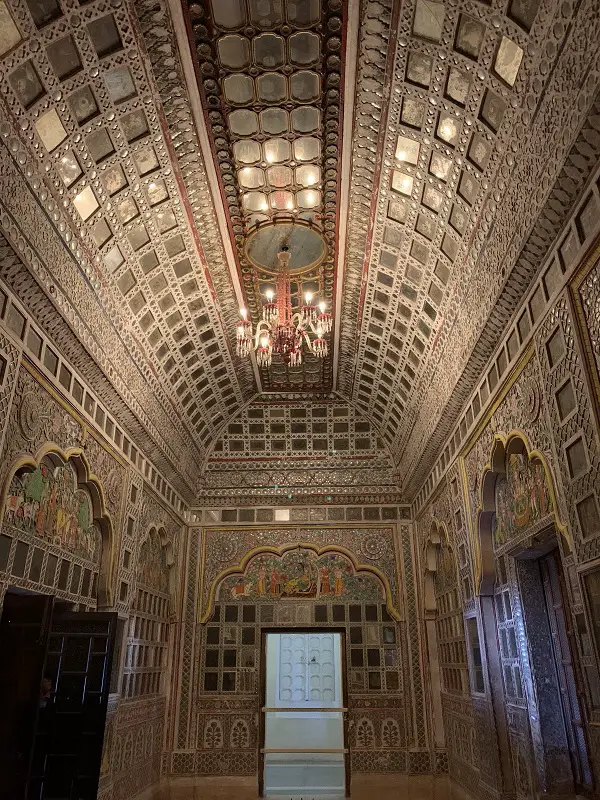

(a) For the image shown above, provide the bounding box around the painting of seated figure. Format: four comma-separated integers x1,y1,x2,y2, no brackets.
4,460,101,563
493,453,553,549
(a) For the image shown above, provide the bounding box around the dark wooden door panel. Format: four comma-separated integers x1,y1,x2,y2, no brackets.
541,552,593,794
0,593,53,800
28,612,117,800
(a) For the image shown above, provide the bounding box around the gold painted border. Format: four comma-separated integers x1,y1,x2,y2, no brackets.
461,343,534,459
199,531,401,623
461,430,571,593
22,358,127,468
21,358,187,524
457,343,535,583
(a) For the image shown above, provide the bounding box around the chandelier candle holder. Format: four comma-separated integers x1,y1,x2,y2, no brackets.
300,292,317,326
237,247,332,368
317,300,332,334
236,308,252,357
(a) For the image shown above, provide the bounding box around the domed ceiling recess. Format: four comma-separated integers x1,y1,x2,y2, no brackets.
182,0,344,392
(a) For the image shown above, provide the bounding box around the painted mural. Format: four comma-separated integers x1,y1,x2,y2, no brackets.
218,547,384,603
493,453,552,548
4,462,101,561
138,529,169,594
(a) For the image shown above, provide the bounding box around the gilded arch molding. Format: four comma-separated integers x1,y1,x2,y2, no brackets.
1,443,116,606
471,431,570,595
200,541,400,623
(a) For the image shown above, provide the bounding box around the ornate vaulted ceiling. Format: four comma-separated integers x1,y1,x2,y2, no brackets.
0,0,598,498
181,0,344,391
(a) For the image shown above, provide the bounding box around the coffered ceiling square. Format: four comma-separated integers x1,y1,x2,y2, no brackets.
0,1,21,55
35,108,67,152
9,60,43,108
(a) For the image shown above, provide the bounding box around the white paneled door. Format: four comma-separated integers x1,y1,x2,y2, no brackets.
262,631,347,797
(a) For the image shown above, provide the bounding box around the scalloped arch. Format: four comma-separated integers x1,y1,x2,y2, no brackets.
1,443,115,606
422,518,457,614
474,431,570,596
201,541,400,622
139,523,175,599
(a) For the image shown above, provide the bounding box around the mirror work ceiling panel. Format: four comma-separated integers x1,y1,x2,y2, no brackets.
182,0,345,391
336,0,600,487
0,0,598,495
0,0,259,481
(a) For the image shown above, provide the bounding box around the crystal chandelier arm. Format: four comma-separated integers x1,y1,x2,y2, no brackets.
300,328,316,350
254,319,272,347
290,310,306,329
304,319,326,336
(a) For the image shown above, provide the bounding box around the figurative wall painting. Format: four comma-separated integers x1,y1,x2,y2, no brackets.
493,453,552,548
4,461,101,562
138,529,169,594
218,547,384,604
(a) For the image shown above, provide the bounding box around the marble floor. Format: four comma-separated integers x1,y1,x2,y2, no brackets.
141,775,473,800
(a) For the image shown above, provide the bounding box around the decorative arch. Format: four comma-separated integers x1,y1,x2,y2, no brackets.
137,524,173,598
201,541,400,622
1,444,115,606
475,431,569,595
421,518,461,610
420,515,466,714
422,520,446,614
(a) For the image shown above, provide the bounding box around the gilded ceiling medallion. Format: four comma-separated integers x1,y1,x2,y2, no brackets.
244,220,327,275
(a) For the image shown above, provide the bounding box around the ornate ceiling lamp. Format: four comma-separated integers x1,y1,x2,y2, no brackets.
237,246,332,368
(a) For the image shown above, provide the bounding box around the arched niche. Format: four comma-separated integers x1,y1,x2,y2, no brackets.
423,523,445,614
421,519,460,748
137,525,174,601
201,542,400,623
1,445,114,606
476,432,569,596
423,521,460,603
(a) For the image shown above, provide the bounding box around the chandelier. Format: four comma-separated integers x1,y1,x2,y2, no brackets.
236,247,332,368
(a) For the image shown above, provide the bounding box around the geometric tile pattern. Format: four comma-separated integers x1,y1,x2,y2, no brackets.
0,0,248,465
338,0,600,493
180,0,343,391
209,397,390,460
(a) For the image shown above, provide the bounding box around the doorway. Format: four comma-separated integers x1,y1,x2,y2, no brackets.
0,588,117,800
260,630,348,798
515,545,593,796
538,550,593,793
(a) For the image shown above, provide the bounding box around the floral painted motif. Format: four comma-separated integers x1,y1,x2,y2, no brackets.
4,462,101,561
219,547,384,603
493,454,552,548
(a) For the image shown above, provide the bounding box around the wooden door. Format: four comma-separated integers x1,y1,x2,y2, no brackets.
27,611,117,800
541,551,593,794
0,592,53,800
